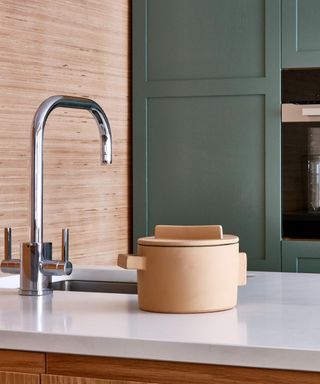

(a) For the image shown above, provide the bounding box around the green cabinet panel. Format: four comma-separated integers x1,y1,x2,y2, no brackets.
147,0,265,80
147,96,265,260
133,0,281,271
282,240,320,272
282,0,320,68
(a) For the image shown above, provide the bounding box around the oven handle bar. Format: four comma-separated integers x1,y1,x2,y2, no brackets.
302,108,320,117
282,103,320,122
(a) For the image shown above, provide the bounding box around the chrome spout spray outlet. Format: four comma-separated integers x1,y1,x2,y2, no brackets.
1,96,112,295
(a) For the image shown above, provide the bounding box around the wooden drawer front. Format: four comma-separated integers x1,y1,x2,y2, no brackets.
0,350,45,374
46,353,320,384
0,371,39,384
42,374,156,384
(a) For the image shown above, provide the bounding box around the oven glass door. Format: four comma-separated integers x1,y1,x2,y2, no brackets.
282,104,320,239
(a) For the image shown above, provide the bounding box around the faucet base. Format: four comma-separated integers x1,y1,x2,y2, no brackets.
19,288,52,296
20,242,52,296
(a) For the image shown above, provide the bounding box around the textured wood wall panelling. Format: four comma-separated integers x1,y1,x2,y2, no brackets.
46,354,320,384
0,0,130,264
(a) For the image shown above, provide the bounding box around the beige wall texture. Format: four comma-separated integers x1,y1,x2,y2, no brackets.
0,0,130,265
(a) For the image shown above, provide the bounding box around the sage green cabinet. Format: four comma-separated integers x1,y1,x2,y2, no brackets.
133,0,281,271
282,240,320,272
282,0,320,68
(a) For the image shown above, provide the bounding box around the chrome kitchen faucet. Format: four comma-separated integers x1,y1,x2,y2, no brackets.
1,96,112,295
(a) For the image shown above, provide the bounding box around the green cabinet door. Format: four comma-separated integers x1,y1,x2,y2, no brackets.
133,0,281,271
282,240,320,272
282,0,320,68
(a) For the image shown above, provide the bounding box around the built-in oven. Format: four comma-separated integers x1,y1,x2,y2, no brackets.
282,69,320,239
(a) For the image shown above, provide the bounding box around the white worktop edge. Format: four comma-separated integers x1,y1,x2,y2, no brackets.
0,330,320,372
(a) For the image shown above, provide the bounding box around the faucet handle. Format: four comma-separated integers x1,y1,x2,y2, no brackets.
61,228,69,263
1,227,20,274
40,228,72,277
4,227,12,260
59,228,72,275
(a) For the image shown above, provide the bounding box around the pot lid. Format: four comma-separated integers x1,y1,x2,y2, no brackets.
138,225,239,247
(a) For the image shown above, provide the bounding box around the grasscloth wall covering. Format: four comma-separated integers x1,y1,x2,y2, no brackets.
0,1,130,265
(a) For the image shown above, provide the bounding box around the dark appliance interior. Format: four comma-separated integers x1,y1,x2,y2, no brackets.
282,69,320,239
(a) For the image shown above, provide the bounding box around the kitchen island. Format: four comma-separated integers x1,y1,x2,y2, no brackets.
0,271,320,383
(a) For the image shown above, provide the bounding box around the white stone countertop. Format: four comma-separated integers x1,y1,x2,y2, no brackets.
0,269,320,372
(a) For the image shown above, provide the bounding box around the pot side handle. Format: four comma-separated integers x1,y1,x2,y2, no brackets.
238,252,247,286
118,254,146,271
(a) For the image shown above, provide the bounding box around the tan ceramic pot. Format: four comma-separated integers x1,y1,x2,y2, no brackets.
118,225,247,313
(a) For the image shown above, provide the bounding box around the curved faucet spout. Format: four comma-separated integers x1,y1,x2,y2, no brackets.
31,95,112,244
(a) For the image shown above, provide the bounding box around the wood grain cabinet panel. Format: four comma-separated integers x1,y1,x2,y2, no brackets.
42,374,155,384
46,354,320,384
0,349,45,374
0,372,40,384
1,351,320,384
0,350,44,384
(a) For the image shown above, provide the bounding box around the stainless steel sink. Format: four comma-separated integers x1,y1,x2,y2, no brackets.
50,280,137,294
